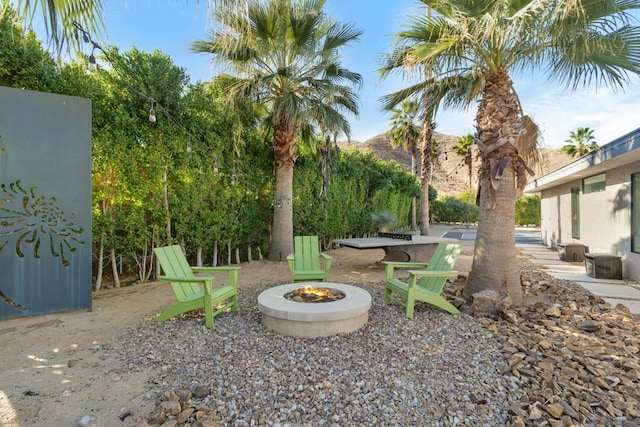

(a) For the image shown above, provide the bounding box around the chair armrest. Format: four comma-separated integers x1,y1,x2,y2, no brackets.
158,275,215,283
407,270,458,278
191,267,240,288
158,275,214,295
286,254,295,271
406,270,458,289
191,267,240,275
382,261,430,280
382,261,430,268
320,253,333,271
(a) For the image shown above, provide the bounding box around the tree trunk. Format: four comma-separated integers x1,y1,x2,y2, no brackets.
196,247,203,267
410,150,418,231
411,197,417,231
464,68,524,305
110,247,121,288
268,121,297,261
465,169,521,304
466,151,473,191
94,233,105,291
212,241,218,266
163,167,171,239
268,165,294,260
419,120,433,236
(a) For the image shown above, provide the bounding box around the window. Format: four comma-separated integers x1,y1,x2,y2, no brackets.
633,174,640,253
571,188,580,239
583,173,606,193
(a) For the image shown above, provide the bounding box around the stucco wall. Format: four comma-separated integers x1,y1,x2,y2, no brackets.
540,161,640,281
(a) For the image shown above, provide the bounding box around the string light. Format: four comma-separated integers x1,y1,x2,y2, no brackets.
148,99,156,123
72,22,226,160
88,49,97,71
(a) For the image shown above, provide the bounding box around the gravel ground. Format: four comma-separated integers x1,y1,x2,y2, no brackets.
114,282,516,427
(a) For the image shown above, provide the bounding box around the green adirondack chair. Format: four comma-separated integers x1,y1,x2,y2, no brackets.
154,245,240,328
383,242,463,318
287,236,333,282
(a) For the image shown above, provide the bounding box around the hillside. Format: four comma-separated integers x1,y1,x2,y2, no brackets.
339,132,572,197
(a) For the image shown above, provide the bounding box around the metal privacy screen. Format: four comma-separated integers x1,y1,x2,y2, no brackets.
0,86,92,318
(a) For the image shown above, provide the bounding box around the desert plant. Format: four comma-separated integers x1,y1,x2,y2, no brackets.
371,211,397,232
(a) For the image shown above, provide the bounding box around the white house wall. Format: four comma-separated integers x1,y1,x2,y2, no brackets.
539,160,640,282
540,185,571,250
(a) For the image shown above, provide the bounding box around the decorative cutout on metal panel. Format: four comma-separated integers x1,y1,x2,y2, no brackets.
0,180,85,264
0,180,85,310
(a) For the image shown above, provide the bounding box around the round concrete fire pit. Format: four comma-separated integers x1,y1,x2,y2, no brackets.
257,283,372,338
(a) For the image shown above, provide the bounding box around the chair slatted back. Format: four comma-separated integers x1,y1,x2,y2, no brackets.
154,245,201,301
294,236,321,271
418,243,463,293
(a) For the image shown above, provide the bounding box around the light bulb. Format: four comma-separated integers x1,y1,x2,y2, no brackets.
88,53,97,71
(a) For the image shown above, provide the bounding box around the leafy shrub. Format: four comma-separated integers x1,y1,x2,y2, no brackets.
457,189,477,204
431,196,479,224
515,195,541,226
371,211,396,231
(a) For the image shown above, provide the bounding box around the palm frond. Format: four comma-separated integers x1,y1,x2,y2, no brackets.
17,0,104,54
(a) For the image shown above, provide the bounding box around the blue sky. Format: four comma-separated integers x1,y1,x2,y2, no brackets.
53,1,640,147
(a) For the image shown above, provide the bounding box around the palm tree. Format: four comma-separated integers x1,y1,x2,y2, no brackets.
382,0,640,305
453,133,475,191
379,50,478,237
8,0,104,54
190,0,362,260
388,99,421,230
561,127,599,158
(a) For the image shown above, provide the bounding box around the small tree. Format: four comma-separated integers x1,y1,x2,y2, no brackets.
515,195,541,226
561,127,599,158
453,133,475,191
388,99,421,230
191,0,362,260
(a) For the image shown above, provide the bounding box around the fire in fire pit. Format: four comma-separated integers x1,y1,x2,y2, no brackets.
284,286,346,303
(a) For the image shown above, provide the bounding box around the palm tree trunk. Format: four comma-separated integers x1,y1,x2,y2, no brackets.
419,120,433,236
467,151,473,191
410,150,418,231
466,168,521,303
464,68,523,305
268,122,296,261
269,165,294,261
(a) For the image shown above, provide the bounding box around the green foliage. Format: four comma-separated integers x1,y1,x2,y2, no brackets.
561,127,599,158
0,7,60,91
371,212,397,231
1,11,443,282
388,99,420,154
293,148,418,239
457,189,476,204
431,196,479,225
428,185,438,202
515,195,541,226
192,0,363,259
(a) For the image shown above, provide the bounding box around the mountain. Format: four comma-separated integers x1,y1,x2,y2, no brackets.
338,132,572,197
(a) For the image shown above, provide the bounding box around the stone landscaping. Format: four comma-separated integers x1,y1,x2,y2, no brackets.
111,255,639,427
